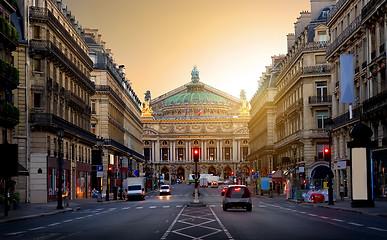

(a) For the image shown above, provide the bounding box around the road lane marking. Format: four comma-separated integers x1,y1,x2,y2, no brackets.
320,216,330,219
149,206,157,209
348,222,364,227
63,219,73,223
209,207,234,239
6,231,26,235
332,218,345,222
308,214,317,217
122,207,130,210
29,227,45,231
176,205,183,208
48,222,60,227
161,206,186,240
136,207,143,209
162,206,170,208
367,227,387,232
75,216,85,220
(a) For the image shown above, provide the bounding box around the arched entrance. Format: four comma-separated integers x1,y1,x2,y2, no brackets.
208,166,216,175
311,166,333,189
161,167,170,181
177,167,185,180
224,166,232,180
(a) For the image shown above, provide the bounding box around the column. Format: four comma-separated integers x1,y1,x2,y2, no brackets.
203,141,207,162
200,140,204,161
232,138,237,162
156,139,160,163
216,140,220,161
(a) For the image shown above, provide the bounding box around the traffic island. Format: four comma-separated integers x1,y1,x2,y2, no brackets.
186,202,206,207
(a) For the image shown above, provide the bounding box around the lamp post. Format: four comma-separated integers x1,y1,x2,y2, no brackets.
119,157,123,200
96,137,104,202
56,128,64,209
325,118,334,205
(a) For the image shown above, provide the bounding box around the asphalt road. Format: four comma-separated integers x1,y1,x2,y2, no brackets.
0,184,386,240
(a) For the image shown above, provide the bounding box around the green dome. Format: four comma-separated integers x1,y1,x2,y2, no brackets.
165,91,226,105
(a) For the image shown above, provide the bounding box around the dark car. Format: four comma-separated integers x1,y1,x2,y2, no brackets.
221,186,228,196
222,185,252,212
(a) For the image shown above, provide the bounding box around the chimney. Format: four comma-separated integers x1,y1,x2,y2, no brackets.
294,11,311,39
287,33,295,52
310,0,335,21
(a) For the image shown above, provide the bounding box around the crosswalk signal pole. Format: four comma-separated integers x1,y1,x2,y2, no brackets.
193,148,200,203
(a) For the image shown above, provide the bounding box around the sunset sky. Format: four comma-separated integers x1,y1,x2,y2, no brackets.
62,0,311,101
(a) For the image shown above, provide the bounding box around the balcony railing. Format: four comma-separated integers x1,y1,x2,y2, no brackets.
64,90,87,111
104,138,144,160
362,0,385,22
332,106,362,129
362,61,367,69
0,101,20,128
355,66,360,74
327,15,362,57
30,113,95,143
308,95,332,105
363,90,387,115
29,7,93,68
30,40,95,92
302,64,330,75
380,43,385,55
327,0,350,24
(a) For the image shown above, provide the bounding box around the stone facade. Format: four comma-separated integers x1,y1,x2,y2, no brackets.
142,67,249,185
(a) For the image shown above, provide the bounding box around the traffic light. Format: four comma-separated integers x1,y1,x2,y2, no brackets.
323,147,331,161
231,171,234,175
108,166,113,176
193,148,199,162
251,169,255,173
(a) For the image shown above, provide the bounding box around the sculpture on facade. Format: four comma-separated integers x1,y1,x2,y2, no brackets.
142,90,153,117
239,90,250,116
191,65,199,79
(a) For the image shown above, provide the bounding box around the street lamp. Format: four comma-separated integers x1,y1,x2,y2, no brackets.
96,137,104,202
325,117,334,205
56,127,64,209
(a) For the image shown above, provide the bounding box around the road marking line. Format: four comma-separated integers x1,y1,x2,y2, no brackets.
6,231,26,235
209,205,216,207
149,206,156,209
48,222,60,227
161,206,186,240
367,227,387,232
75,216,85,220
162,206,170,208
29,226,45,231
348,222,364,227
209,206,234,239
308,214,317,217
85,214,93,218
63,219,73,223
122,207,130,210
300,212,307,214
176,205,183,208
332,218,345,222
320,216,330,219
136,207,143,209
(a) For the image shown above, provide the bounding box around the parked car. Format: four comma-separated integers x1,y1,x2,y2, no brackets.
222,185,252,212
211,182,219,188
159,185,171,195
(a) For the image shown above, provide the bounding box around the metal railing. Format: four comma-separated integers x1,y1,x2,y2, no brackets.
327,15,362,57
308,95,332,104
302,64,330,74
29,7,93,68
30,39,95,92
327,0,350,24
362,0,386,22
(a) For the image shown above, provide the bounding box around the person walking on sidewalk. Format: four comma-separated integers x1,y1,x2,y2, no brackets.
339,184,345,201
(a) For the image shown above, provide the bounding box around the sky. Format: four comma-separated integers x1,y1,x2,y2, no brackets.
62,0,311,101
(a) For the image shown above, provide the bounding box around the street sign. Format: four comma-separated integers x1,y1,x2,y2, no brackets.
253,172,258,179
97,165,103,177
268,173,272,178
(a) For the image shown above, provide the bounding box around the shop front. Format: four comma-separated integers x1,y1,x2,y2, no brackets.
47,156,71,201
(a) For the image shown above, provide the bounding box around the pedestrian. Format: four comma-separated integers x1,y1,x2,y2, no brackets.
339,184,345,200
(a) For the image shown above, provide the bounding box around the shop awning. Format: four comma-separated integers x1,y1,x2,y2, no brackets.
272,170,282,182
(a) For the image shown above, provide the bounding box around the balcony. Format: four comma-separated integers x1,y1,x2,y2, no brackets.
302,64,330,75
30,40,95,93
0,59,19,89
0,16,19,48
327,15,362,57
363,90,387,116
371,50,376,60
355,66,360,74
380,44,385,55
332,106,361,129
0,101,20,128
29,7,93,68
30,113,95,143
362,61,367,69
308,95,332,105
308,129,329,139
104,138,144,160
362,0,385,23
327,0,350,24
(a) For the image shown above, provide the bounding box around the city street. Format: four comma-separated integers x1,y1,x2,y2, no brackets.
0,184,386,240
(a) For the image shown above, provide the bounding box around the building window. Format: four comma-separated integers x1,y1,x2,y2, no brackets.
316,81,328,102
317,31,326,42
33,58,41,72
193,140,199,145
33,93,41,108
91,101,96,114
162,140,168,146
242,147,248,160
33,26,40,39
162,148,168,161
209,140,214,145
90,76,96,83
209,147,215,161
144,148,150,161
177,148,184,161
317,110,328,128
91,124,96,135
177,140,183,145
144,141,150,146
225,147,231,160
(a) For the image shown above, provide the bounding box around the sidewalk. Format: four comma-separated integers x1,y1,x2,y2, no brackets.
254,193,387,218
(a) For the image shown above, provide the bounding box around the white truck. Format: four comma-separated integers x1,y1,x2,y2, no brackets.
200,178,208,187
126,177,146,200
